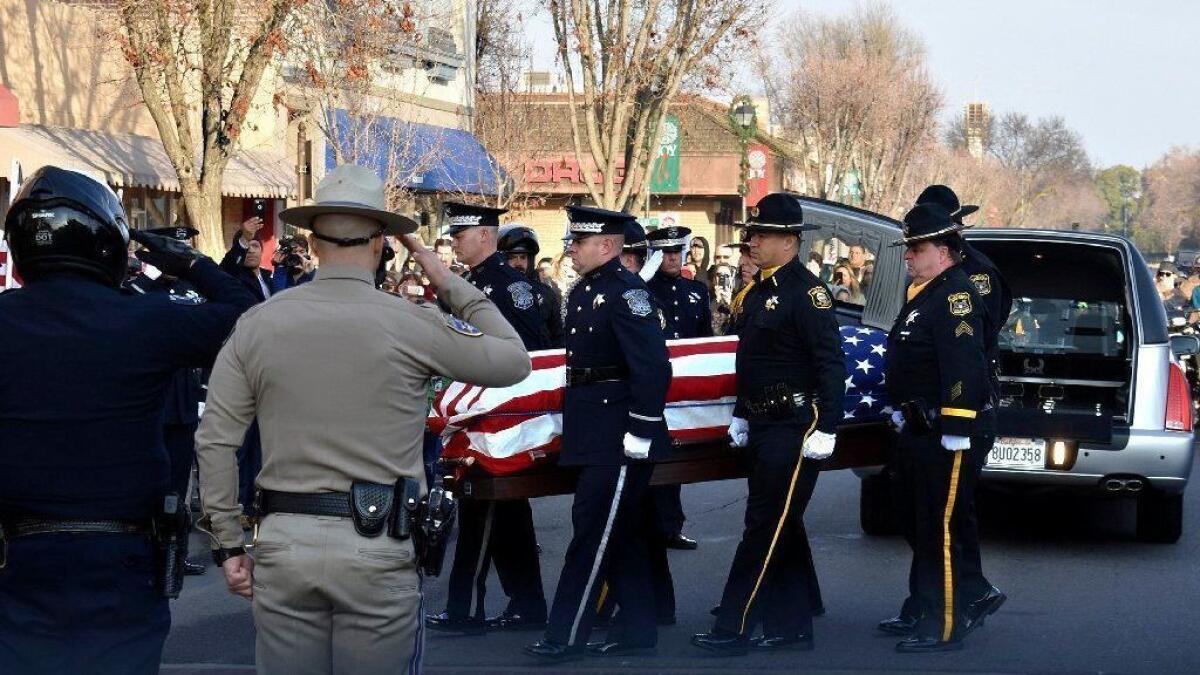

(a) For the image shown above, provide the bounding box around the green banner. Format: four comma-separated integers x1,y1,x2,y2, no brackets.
650,115,681,194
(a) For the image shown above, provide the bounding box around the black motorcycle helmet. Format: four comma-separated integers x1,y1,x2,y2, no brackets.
498,225,540,257
4,166,130,287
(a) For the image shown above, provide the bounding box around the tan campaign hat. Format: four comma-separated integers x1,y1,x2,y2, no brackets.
280,164,418,235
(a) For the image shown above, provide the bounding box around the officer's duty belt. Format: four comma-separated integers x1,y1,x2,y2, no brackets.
742,391,811,420
259,490,353,518
565,365,629,387
4,517,152,538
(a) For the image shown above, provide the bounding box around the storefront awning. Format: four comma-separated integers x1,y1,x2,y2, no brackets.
0,124,296,198
324,109,505,195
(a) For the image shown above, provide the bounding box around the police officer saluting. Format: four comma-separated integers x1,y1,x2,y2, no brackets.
428,202,551,635
0,166,256,674
882,202,990,653
876,186,1009,640
125,225,212,577
525,205,672,661
196,165,532,673
498,224,565,347
692,193,845,655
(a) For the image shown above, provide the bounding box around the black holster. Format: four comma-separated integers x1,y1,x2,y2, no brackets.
413,487,457,577
900,399,935,435
154,493,188,599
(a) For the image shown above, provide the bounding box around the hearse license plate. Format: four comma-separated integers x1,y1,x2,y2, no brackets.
988,438,1046,470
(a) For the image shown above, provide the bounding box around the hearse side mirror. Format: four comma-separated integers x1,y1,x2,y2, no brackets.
1169,334,1200,357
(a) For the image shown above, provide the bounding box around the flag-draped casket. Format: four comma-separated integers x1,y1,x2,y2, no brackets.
428,326,891,476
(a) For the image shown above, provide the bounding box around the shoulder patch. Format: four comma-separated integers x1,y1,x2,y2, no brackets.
443,313,483,337
622,289,653,317
808,286,833,310
948,292,972,317
508,281,534,310
970,273,992,296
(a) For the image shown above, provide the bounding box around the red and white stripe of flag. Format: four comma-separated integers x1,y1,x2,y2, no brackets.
430,336,739,476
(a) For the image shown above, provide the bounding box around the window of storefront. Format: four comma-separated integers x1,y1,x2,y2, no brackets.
123,187,180,230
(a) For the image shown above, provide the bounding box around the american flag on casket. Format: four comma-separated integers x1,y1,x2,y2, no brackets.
427,326,892,476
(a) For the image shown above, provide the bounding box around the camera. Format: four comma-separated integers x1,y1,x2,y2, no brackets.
277,235,307,270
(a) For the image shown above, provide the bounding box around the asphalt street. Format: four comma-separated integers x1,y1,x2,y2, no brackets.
164,450,1200,674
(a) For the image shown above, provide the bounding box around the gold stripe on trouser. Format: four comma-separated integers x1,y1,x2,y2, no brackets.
738,404,819,635
941,450,964,642
595,583,609,611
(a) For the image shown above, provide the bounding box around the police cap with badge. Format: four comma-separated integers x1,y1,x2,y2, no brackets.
736,193,820,235
891,202,965,248
444,201,506,235
143,226,200,242
562,204,637,241
645,225,690,252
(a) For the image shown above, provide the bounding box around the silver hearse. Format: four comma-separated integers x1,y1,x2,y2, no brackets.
858,229,1194,543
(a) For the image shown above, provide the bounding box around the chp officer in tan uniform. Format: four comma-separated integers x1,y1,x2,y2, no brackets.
195,164,532,674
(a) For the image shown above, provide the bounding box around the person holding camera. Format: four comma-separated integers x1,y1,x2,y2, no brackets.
195,165,531,674
0,166,256,674
270,235,317,292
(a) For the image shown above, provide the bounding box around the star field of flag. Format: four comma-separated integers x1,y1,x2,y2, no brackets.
841,325,890,421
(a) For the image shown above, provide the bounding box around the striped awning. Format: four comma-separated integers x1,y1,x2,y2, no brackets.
0,124,296,198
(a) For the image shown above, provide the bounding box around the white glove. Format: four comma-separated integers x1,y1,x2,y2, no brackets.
941,435,971,452
623,432,652,460
802,430,836,460
727,416,749,448
889,410,905,432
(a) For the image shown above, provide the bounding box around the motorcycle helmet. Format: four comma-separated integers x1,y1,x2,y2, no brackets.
3,166,130,287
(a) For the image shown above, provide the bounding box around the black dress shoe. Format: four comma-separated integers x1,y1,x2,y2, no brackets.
877,615,918,636
666,533,699,550
485,611,546,631
895,636,963,653
752,634,814,651
965,586,1007,633
586,641,656,656
691,631,750,656
523,640,584,661
425,612,486,635
183,559,207,576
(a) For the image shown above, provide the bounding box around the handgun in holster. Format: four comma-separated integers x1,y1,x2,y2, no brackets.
154,493,189,599
413,487,457,577
900,399,934,435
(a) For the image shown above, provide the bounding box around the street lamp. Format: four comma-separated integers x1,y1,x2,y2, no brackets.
728,96,758,222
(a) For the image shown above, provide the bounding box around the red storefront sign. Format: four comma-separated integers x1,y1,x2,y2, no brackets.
745,143,772,207
524,157,625,187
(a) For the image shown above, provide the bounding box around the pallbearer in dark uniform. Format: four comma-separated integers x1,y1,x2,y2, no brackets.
498,224,565,347
692,193,845,655
525,205,671,661
125,225,211,576
882,203,991,653
644,226,709,553
428,202,550,635
0,166,255,675
885,186,1009,635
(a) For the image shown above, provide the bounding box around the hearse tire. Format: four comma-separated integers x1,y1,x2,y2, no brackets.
1136,489,1183,544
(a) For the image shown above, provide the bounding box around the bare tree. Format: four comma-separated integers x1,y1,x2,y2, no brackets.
546,0,763,211
763,5,943,217
985,112,1092,224
114,0,301,255
1140,147,1200,252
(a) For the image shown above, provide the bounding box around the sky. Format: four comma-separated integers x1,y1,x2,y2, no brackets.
524,0,1200,169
